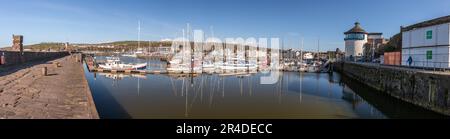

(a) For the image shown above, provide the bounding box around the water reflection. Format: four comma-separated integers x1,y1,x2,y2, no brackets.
84,62,445,119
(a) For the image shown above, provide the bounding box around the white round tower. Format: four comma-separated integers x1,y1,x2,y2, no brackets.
344,22,368,61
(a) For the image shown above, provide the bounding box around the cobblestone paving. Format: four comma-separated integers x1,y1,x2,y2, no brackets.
0,55,98,119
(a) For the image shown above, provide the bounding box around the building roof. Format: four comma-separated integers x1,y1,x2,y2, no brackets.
344,22,368,34
401,15,450,32
368,32,383,35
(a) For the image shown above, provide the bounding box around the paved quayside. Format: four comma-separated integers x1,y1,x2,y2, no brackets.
0,54,99,119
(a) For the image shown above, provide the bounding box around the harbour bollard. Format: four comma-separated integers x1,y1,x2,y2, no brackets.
54,62,60,68
77,56,81,63
42,67,47,76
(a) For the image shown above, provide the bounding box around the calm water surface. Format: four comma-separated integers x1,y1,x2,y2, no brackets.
84,57,445,119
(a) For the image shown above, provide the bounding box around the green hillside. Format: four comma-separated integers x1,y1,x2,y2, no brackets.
25,43,67,51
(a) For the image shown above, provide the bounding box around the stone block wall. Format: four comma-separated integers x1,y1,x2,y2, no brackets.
0,51,69,66
334,62,450,116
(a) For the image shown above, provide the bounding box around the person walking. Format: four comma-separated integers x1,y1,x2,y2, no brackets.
407,56,413,66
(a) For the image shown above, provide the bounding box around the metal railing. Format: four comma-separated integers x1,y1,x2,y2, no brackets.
344,53,450,72
402,53,450,71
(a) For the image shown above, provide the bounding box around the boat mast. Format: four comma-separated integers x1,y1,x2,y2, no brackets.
138,20,141,50
281,37,284,69
137,21,141,96
201,30,205,73
210,26,216,64
187,23,194,75
301,37,304,62
182,29,185,64
317,37,320,61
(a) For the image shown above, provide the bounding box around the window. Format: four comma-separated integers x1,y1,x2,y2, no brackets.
345,34,365,40
426,50,432,60
426,30,433,39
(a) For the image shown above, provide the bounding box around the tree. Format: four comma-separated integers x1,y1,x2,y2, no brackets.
382,33,402,53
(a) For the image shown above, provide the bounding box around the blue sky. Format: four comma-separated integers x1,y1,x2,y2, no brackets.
1,0,450,51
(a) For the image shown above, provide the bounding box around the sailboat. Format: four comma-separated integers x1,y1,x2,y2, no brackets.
167,24,202,73
306,38,323,73
218,60,257,70
298,38,308,72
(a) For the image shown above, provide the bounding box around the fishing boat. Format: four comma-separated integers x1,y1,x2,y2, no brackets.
306,61,322,73
98,57,147,70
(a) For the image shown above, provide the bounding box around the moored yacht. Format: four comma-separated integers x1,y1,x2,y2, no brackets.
98,57,147,70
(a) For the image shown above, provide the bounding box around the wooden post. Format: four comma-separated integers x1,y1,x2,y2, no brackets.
42,67,47,76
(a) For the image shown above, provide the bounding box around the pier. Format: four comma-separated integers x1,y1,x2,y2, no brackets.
0,54,99,119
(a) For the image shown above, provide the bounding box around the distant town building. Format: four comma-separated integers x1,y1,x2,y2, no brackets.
367,33,385,45
12,35,24,53
401,15,450,68
335,48,345,61
281,49,299,60
364,33,388,61
344,22,385,61
327,48,345,61
65,42,70,50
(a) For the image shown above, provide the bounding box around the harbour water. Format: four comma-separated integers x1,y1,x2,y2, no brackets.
84,56,446,119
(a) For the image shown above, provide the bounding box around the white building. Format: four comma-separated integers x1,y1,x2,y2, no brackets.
344,22,368,61
401,15,450,68
303,52,314,60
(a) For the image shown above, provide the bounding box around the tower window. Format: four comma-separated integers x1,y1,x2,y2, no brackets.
345,34,365,40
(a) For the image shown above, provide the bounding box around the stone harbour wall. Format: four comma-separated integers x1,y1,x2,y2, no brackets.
334,62,450,116
0,51,69,66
